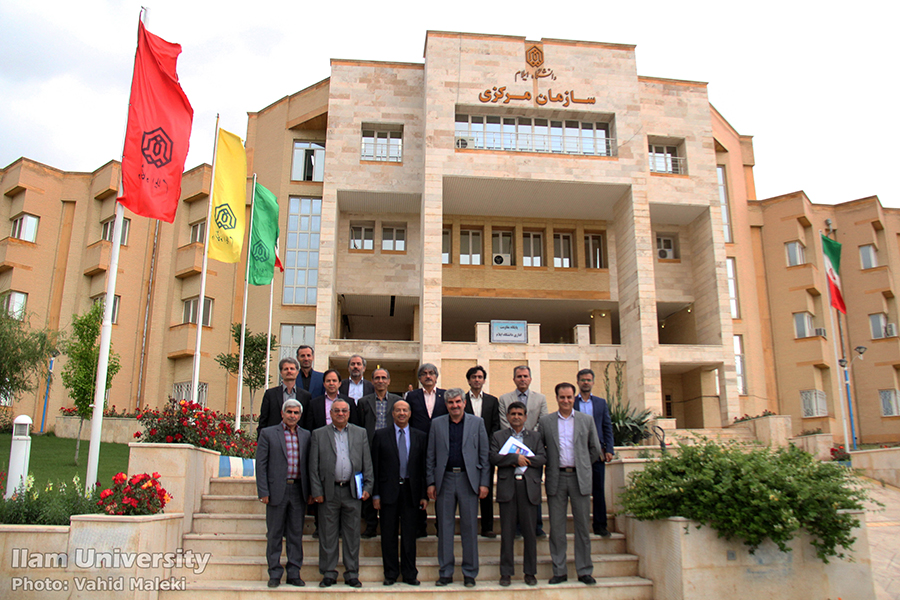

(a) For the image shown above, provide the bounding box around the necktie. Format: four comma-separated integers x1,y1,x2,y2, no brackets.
398,428,408,479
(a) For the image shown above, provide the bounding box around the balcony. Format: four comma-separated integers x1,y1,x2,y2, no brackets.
82,241,111,276
0,237,35,273
791,333,831,368
167,323,199,359
649,155,687,175
175,244,204,278
859,265,894,296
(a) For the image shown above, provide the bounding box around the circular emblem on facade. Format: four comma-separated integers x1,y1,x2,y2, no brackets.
214,204,237,231
141,128,173,168
251,239,270,262
526,46,544,68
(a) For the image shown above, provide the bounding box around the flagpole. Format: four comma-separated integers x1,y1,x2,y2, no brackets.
265,274,275,394
191,115,220,405
822,229,852,447
85,8,148,493
234,175,257,431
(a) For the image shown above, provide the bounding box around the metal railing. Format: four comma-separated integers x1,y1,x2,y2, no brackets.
360,141,402,162
455,133,617,157
649,155,688,175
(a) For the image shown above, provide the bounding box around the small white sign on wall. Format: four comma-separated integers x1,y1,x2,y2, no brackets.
490,320,528,344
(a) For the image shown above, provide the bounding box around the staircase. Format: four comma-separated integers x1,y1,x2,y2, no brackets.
160,477,654,599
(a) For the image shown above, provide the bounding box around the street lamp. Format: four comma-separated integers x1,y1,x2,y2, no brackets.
837,345,866,451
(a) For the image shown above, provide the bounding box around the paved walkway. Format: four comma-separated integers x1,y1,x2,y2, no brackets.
864,478,900,600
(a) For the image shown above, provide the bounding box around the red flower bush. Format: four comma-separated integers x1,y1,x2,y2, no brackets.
830,445,851,462
96,472,171,516
134,399,256,458
59,405,139,418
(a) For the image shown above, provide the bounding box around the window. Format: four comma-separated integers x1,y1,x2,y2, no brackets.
455,114,614,156
2,291,27,320
190,221,206,244
734,335,747,395
492,231,513,266
870,313,888,339
785,241,806,267
554,233,573,268
860,244,878,270
523,232,543,267
800,389,828,418
794,312,815,338
291,141,325,181
173,381,208,407
460,230,482,265
101,218,130,245
879,389,900,417
585,234,604,268
361,128,403,162
183,297,213,327
280,324,315,359
726,258,740,319
350,224,374,251
657,235,677,260
10,214,39,242
284,197,321,305
442,228,451,264
92,295,121,324
382,225,406,252
648,144,686,174
717,166,733,243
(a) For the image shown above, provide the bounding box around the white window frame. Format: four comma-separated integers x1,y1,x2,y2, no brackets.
717,166,733,243
381,225,406,252
860,244,878,270
553,233,573,268
657,235,677,260
879,389,900,417
2,291,27,320
734,335,747,395
460,229,482,265
492,231,514,265
283,197,321,306
92,295,121,324
726,257,740,319
183,297,213,327
11,214,39,242
786,241,806,267
522,231,543,267
350,224,374,251
794,312,815,339
101,218,130,246
190,220,207,244
291,141,325,182
455,114,613,156
442,228,451,264
172,381,208,407
279,324,316,359
585,233,604,269
648,144,685,174
800,389,828,418
361,128,403,162
870,313,888,339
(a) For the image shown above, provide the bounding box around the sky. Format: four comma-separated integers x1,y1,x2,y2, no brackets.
0,0,895,207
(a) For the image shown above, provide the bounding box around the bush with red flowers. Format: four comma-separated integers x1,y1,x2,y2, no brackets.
133,399,256,458
732,409,777,423
830,445,851,462
59,404,139,418
96,472,171,516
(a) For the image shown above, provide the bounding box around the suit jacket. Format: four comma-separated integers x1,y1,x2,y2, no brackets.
302,393,361,431
371,425,428,505
499,389,548,431
575,394,615,456
339,378,375,400
255,423,311,505
309,423,374,502
465,392,501,438
426,413,490,495
257,385,312,433
298,369,325,400
490,428,546,505
407,388,447,434
539,411,601,496
357,392,403,443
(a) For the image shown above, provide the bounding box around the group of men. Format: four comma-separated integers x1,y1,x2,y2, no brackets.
255,346,615,589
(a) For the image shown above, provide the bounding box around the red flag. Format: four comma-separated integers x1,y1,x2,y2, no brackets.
119,21,193,223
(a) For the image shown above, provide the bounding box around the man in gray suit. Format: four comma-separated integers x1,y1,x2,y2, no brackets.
490,401,546,586
256,399,310,588
426,388,490,588
309,400,374,588
540,382,602,585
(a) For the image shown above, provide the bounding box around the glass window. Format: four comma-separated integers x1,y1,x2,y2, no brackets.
800,389,828,418
879,389,900,417
460,230,482,265
92,295,120,324
860,244,878,270
794,312,814,338
554,233,573,268
172,381,208,407
101,218,130,245
382,226,406,252
350,224,374,250
442,228,451,264
870,313,888,339
291,141,325,181
649,144,684,174
523,232,543,267
283,197,321,305
657,235,677,260
786,241,806,267
726,258,740,319
2,291,27,320
190,221,207,244
734,335,747,395
183,297,213,327
10,214,39,242
280,324,315,359
454,114,614,156
585,234,604,269
717,166,733,244
361,128,403,162
492,231,513,265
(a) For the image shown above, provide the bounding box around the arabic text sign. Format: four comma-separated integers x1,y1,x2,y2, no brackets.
490,320,528,344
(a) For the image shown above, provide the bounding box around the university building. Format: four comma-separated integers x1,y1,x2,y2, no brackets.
1,31,897,443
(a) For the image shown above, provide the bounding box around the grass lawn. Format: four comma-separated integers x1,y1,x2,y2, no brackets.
0,433,130,490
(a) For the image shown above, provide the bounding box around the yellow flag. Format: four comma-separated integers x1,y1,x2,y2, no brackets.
208,129,247,263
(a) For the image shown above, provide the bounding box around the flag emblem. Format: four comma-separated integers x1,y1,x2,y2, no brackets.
251,239,270,263
215,204,237,230
141,128,173,167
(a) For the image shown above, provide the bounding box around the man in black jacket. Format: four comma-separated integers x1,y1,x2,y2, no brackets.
464,365,501,538
258,358,311,434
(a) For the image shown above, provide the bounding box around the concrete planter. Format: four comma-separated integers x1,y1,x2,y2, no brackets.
789,432,833,461
851,447,900,488
606,457,656,533
625,512,875,600
735,414,792,447
54,416,138,445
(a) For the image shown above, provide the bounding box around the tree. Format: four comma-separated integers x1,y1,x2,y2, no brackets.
215,323,277,424
60,302,120,465
0,305,57,406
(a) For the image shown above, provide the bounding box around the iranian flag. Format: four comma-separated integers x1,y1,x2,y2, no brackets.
822,234,846,314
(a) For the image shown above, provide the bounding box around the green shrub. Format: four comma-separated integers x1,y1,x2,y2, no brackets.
619,439,873,562
0,476,102,525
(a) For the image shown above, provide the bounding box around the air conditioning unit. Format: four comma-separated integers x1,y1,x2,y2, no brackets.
493,253,511,266
887,323,898,337
658,248,674,259
814,327,827,337
455,136,477,149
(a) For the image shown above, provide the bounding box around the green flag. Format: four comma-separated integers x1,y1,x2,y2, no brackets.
248,183,279,286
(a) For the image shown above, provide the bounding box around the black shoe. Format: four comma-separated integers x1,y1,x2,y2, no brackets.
416,532,427,539
536,529,547,538
286,578,305,587
362,528,378,539
435,577,453,586
267,578,280,588
594,526,611,538
383,579,396,586
464,576,476,587
578,575,597,585
319,577,336,587
312,529,319,539
480,530,497,538
404,578,420,586
548,575,567,584
346,578,362,588
499,576,511,587
524,574,538,586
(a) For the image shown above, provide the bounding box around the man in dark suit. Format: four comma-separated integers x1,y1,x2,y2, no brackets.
309,400,373,588
258,357,312,433
490,401,546,587
255,399,310,588
302,369,361,431
339,354,375,401
540,382,602,585
464,365,501,538
371,400,428,586
296,345,325,399
407,363,447,434
575,368,616,537
426,388,490,588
